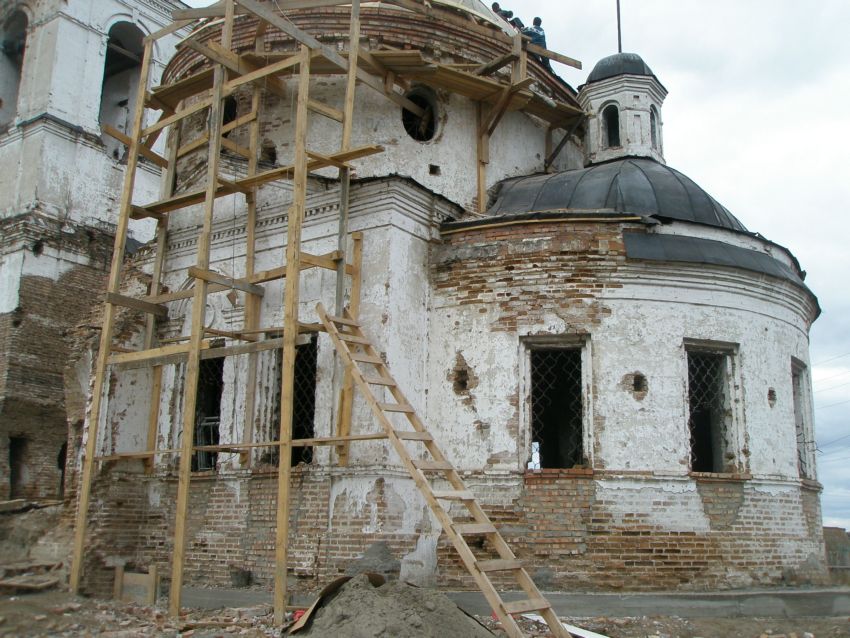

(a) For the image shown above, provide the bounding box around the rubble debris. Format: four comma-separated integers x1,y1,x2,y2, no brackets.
291,573,495,637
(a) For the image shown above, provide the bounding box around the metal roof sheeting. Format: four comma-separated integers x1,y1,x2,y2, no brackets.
488,158,748,232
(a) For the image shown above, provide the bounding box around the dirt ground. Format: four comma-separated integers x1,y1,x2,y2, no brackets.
0,589,848,638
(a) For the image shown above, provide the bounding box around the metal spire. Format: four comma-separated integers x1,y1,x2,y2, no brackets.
616,0,622,53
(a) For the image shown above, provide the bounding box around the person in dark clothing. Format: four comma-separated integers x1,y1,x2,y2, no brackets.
523,17,552,70
491,2,524,29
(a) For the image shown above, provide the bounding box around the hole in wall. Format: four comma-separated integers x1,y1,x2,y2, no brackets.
622,371,648,400
429,164,441,176
30,240,43,256
401,87,437,142
260,140,277,165
633,374,647,393
768,387,777,407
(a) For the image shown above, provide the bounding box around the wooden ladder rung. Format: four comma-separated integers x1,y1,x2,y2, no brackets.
454,522,497,535
363,375,395,386
414,459,454,471
502,597,551,615
395,431,432,441
431,489,474,500
351,353,384,364
340,334,370,344
379,402,414,413
477,559,523,573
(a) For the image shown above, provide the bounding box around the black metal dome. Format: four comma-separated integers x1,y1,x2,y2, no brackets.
487,157,747,232
586,52,655,84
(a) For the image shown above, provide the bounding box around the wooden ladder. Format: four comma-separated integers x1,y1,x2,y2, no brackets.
317,303,571,638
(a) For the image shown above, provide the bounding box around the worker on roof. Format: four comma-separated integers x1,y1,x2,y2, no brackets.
491,2,524,29
523,17,552,70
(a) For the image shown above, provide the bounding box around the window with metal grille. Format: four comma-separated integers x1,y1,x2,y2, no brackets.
528,348,584,469
792,360,812,479
686,350,731,473
271,335,318,466
192,357,224,472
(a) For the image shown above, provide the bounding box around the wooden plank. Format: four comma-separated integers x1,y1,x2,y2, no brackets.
431,489,474,500
176,132,210,158
395,431,432,441
105,292,168,317
220,137,252,158
141,97,212,138
69,39,155,596
236,0,425,117
527,43,581,69
223,51,301,94
413,459,454,471
145,19,194,44
307,100,344,122
378,402,414,413
102,125,168,168
273,45,311,627
474,52,517,77
169,5,234,615
151,68,215,111
502,598,551,615
107,341,208,366
362,375,395,386
476,559,523,572
453,522,497,535
172,1,227,20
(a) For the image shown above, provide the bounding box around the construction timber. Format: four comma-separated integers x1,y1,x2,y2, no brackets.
69,2,584,636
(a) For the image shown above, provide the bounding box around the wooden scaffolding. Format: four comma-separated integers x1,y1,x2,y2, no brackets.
69,2,583,637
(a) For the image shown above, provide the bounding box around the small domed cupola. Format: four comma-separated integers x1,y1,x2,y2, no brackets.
578,52,668,165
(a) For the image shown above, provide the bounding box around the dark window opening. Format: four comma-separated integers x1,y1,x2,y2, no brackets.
99,22,145,159
57,442,67,498
687,351,729,473
401,88,437,142
222,95,238,137
9,436,28,499
792,363,811,479
1,10,28,128
528,348,584,469
602,104,620,148
650,106,659,149
192,357,224,471
260,140,277,165
272,335,318,466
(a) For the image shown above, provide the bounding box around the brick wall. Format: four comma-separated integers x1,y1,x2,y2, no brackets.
0,213,114,500
81,466,828,597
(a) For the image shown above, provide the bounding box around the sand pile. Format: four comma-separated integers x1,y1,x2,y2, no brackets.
292,574,495,638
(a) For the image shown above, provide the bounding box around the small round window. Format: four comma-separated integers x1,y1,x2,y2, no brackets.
401,87,437,142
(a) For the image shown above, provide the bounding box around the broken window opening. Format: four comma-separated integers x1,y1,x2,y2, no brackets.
602,104,620,148
271,335,318,466
99,22,145,160
528,348,584,469
792,360,812,479
260,140,277,165
401,87,437,142
222,95,238,138
0,10,28,128
686,349,732,473
9,436,28,499
192,357,224,472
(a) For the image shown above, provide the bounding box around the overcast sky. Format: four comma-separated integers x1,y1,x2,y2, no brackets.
185,0,849,529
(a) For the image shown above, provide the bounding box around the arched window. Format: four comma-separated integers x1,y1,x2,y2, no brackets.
0,10,28,128
602,104,620,148
99,22,145,159
650,106,659,149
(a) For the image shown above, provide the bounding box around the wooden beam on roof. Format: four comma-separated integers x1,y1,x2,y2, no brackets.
145,19,194,44
527,43,582,70
183,38,287,98
236,0,426,117
474,51,518,77
478,77,534,138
